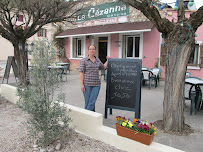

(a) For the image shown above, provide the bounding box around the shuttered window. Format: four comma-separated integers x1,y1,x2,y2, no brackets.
73,38,84,58
200,45,203,67
188,44,199,66
37,28,47,37
160,44,166,66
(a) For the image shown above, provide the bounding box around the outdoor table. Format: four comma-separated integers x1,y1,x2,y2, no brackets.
47,66,66,81
185,77,203,114
56,63,70,66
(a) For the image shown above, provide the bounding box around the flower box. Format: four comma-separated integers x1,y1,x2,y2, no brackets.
115,124,155,145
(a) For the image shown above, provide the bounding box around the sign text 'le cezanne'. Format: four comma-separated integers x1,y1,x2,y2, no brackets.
76,2,129,22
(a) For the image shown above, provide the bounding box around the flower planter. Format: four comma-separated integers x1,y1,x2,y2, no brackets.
115,124,154,145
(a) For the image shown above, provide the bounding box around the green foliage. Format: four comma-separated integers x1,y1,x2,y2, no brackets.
17,40,73,147
53,25,70,63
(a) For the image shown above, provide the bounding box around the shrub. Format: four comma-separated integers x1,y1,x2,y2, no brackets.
17,40,72,147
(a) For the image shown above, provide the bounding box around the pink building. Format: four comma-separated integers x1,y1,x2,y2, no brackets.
57,2,203,79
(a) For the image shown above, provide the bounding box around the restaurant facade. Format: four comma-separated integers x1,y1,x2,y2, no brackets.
57,1,203,79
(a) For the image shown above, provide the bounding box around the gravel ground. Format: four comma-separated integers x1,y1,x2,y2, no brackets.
0,96,126,152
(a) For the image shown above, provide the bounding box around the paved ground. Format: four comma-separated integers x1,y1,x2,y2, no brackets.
1,69,203,152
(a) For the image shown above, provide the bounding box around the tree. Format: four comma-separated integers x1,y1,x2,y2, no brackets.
120,0,203,132
0,0,82,85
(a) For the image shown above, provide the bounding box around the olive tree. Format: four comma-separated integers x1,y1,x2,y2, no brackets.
0,0,83,85
121,0,203,132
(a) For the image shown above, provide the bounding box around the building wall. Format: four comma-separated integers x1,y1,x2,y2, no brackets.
0,37,14,61
0,23,58,62
162,9,203,79
142,27,160,69
110,34,119,58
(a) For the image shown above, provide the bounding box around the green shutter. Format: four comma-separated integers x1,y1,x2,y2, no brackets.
200,45,203,68
160,44,166,66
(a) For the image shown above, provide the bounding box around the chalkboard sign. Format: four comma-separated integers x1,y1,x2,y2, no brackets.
105,58,141,119
2,56,18,84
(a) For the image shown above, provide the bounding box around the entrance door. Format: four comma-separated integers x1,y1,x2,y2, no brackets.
98,37,108,63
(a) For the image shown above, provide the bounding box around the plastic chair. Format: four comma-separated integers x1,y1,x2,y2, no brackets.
195,84,203,114
101,69,106,80
142,70,157,89
185,80,196,115
142,67,149,70
186,72,191,77
150,68,162,82
185,77,202,115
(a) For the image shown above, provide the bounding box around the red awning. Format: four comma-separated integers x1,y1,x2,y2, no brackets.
56,21,154,38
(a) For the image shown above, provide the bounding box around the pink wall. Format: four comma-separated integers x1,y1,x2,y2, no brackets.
110,34,119,58
65,38,71,59
142,27,160,69
163,10,203,79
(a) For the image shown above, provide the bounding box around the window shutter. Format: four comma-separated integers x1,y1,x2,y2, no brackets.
200,45,203,68
160,44,166,66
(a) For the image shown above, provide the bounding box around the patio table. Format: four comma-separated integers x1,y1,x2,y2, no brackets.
185,77,203,114
48,66,66,81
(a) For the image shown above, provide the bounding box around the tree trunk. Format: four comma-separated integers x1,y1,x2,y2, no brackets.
163,27,194,132
14,44,28,85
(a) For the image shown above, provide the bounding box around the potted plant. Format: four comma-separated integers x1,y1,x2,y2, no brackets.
116,116,156,145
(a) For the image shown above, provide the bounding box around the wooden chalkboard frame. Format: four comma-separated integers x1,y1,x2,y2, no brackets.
104,58,142,119
2,56,18,84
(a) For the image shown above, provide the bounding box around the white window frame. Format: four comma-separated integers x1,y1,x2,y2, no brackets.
70,36,85,59
76,38,83,57
126,35,141,59
187,41,202,70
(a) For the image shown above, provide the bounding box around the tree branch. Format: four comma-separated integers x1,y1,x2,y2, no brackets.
187,5,203,32
120,0,174,36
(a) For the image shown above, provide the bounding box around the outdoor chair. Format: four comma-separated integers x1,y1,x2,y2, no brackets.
101,69,106,80
142,69,157,89
185,77,203,115
195,84,203,114
62,64,70,82
150,67,162,83
186,72,191,77
185,79,196,115
142,67,149,71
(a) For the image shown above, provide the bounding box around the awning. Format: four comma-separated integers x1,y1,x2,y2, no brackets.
56,21,154,38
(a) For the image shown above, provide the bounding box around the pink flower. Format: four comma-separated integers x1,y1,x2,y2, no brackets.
138,124,142,128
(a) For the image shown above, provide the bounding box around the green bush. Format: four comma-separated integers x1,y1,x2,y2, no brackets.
17,40,72,147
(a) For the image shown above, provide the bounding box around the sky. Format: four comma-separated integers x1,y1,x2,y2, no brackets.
160,0,203,9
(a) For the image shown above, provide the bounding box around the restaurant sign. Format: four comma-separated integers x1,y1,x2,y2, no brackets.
76,1,129,27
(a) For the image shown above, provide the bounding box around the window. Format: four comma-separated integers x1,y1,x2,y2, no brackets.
73,38,84,58
188,44,199,66
77,39,82,56
18,15,23,22
126,36,140,58
37,28,47,37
